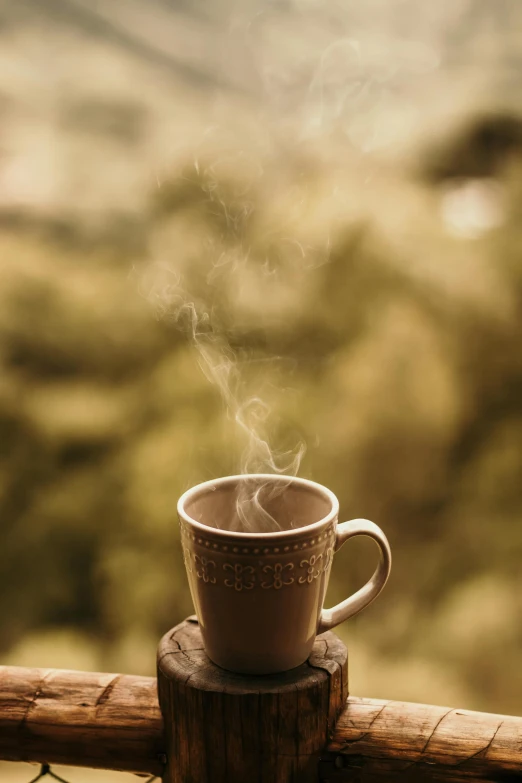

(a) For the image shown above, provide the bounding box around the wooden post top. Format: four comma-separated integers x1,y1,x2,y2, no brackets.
157,616,348,783
158,615,348,695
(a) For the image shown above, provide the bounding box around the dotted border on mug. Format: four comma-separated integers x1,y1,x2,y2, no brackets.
179,523,335,555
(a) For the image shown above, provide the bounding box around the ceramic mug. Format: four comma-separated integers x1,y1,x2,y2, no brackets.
178,474,391,674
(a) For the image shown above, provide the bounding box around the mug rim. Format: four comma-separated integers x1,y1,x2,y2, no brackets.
177,473,339,539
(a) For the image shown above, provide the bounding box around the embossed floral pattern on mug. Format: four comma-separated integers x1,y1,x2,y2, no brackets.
261,562,295,589
184,545,334,589
182,544,193,574
224,563,255,591
194,555,216,584
298,553,324,584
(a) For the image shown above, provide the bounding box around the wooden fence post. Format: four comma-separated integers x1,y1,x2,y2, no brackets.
157,616,348,783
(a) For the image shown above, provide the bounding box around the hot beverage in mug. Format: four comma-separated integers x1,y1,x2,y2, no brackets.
178,474,391,674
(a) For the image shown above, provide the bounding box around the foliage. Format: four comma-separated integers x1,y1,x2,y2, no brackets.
1,117,522,715
1,1,522,727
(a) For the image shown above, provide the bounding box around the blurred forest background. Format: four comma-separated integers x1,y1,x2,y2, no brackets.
2,1,522,779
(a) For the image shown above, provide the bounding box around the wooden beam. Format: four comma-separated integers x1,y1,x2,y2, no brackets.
2,664,522,782
0,666,165,776
321,696,522,782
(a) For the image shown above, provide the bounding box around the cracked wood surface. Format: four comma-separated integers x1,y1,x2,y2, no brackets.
0,665,165,775
157,617,348,783
2,631,522,782
321,697,522,782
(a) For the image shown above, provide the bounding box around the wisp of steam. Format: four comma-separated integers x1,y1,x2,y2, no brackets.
183,297,305,533
143,267,305,533
136,2,440,530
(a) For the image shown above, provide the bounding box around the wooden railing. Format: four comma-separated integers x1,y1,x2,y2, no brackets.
0,666,164,776
1,621,521,782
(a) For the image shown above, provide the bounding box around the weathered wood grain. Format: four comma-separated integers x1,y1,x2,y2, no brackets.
320,696,522,782
0,665,165,775
2,631,522,783
157,616,348,783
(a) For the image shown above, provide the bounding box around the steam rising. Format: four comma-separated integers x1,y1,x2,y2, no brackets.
138,3,443,530
143,266,305,532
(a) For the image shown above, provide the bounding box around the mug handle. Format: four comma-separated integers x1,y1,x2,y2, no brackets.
318,519,392,634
